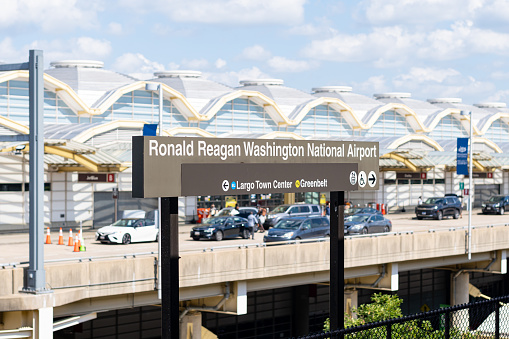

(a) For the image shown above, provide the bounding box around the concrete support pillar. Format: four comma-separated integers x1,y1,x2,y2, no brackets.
284,193,295,204
344,289,358,319
33,307,53,339
292,285,309,336
179,312,201,339
451,272,469,331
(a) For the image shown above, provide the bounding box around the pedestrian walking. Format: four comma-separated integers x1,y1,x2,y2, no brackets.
247,211,257,239
257,208,266,232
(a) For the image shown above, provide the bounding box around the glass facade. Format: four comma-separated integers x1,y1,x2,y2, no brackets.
483,119,509,142
287,104,352,137
199,98,277,135
428,115,467,139
361,110,414,137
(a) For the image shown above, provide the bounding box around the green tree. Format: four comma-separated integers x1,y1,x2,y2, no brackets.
324,293,476,338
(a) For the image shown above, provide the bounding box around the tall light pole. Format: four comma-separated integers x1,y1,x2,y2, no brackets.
146,82,163,298
461,110,473,260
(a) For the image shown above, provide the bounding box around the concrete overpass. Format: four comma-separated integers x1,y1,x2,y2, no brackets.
0,225,507,338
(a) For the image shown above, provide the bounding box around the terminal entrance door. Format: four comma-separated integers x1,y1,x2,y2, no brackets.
474,184,500,207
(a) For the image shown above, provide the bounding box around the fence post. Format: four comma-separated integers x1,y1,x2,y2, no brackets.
495,302,500,339
444,311,450,339
386,324,391,339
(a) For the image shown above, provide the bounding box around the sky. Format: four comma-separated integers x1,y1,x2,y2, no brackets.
2,0,509,104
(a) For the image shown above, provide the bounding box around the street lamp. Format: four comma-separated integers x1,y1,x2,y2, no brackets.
460,110,473,260
145,82,163,299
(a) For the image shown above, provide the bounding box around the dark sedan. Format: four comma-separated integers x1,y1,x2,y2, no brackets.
482,195,509,215
263,216,330,242
191,216,249,241
344,213,392,235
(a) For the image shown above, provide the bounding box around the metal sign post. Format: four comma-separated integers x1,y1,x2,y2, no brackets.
132,136,379,338
0,50,47,293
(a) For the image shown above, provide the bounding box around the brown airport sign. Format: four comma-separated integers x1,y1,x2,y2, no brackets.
132,136,379,198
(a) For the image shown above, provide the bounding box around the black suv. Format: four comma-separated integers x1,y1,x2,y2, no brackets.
415,196,462,220
482,195,509,215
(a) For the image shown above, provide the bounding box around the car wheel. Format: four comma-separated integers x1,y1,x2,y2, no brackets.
383,226,390,233
417,216,423,220
295,237,301,240
214,230,223,241
122,233,131,245
453,210,460,219
242,229,249,239
436,211,443,220
500,207,505,215
361,228,368,235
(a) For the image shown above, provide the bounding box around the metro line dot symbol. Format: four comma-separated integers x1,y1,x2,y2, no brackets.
295,180,300,188
231,181,237,190
222,180,229,192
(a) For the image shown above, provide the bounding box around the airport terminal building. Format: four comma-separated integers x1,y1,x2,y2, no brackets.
1,60,509,228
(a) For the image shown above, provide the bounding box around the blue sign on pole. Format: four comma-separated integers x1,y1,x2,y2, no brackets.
457,137,469,175
143,124,158,136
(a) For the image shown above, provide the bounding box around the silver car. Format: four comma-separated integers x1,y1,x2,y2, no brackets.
344,213,392,235
263,216,330,242
263,204,322,229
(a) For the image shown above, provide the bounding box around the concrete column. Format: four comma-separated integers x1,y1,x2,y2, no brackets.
451,272,469,331
33,307,53,339
292,285,309,336
284,193,295,204
179,312,202,339
344,289,358,319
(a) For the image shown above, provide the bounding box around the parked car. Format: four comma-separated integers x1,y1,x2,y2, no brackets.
191,216,249,241
482,195,509,215
344,214,392,235
263,216,330,242
263,204,322,230
415,196,462,220
344,207,382,217
95,218,158,244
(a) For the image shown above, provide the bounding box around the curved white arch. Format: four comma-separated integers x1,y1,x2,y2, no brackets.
364,103,427,133
478,113,509,135
72,120,146,143
425,108,481,136
474,137,502,153
260,131,305,140
0,115,30,135
201,90,291,125
387,135,444,151
165,127,216,138
289,97,362,129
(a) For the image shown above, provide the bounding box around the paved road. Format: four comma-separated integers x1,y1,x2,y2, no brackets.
1,208,508,264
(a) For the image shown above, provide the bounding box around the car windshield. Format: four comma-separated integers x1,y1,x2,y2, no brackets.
216,209,232,216
202,217,228,225
274,219,302,229
424,198,443,204
345,215,369,223
488,196,504,202
112,219,143,227
271,205,290,214
345,207,361,214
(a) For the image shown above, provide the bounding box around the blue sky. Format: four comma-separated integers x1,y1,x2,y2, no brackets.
2,0,509,104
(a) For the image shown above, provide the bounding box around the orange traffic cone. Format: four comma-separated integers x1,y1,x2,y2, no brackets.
45,227,52,244
73,234,80,252
67,229,74,246
57,228,64,245
381,204,386,215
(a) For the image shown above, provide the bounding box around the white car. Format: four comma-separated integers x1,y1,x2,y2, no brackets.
95,218,158,244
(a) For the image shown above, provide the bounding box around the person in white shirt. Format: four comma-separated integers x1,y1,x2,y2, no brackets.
230,204,240,216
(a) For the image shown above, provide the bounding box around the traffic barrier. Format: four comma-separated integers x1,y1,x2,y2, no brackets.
67,229,74,246
73,235,80,252
45,227,52,244
78,230,82,248
376,203,380,211
381,204,386,215
197,208,211,224
57,228,64,245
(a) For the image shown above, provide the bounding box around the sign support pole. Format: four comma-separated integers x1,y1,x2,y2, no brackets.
161,197,179,339
329,191,345,333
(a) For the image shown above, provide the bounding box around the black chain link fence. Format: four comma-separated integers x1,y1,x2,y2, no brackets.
296,295,509,339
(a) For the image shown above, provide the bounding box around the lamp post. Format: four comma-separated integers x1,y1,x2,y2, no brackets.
460,110,473,260
146,82,163,298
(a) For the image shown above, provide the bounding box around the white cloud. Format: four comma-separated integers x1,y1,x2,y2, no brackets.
0,0,101,32
204,67,271,87
354,75,388,95
0,38,25,63
241,45,272,61
215,58,226,69
357,0,483,26
267,56,317,73
112,53,165,80
122,0,305,25
491,71,509,80
487,90,509,102
393,67,461,86
108,22,123,35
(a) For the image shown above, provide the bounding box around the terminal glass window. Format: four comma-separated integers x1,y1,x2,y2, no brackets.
288,104,352,137
484,119,509,142
429,115,467,139
200,98,277,135
0,80,77,124
361,110,413,137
